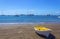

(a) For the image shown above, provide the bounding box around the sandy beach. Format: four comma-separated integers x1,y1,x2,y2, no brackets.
0,23,60,39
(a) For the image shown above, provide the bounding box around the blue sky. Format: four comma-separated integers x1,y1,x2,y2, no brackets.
0,0,60,15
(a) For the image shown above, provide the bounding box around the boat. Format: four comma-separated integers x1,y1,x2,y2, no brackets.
34,25,52,37
58,16,60,18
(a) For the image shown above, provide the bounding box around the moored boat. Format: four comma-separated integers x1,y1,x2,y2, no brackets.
34,25,52,37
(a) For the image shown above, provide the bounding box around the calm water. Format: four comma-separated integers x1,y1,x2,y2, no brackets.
0,15,60,23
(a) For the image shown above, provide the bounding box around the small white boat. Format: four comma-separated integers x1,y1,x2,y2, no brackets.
58,16,60,18
34,25,52,37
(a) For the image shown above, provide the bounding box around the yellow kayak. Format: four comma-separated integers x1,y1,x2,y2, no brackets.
34,25,51,31
34,25,52,37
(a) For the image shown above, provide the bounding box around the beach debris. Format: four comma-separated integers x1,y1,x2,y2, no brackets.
18,31,23,33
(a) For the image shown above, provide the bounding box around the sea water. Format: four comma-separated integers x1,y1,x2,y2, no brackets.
0,15,60,23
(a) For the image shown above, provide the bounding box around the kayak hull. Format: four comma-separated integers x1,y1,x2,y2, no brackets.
35,30,50,37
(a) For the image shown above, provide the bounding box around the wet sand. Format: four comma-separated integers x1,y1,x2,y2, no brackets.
0,24,60,39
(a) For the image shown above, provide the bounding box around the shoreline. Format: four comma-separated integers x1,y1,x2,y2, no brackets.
0,22,60,24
